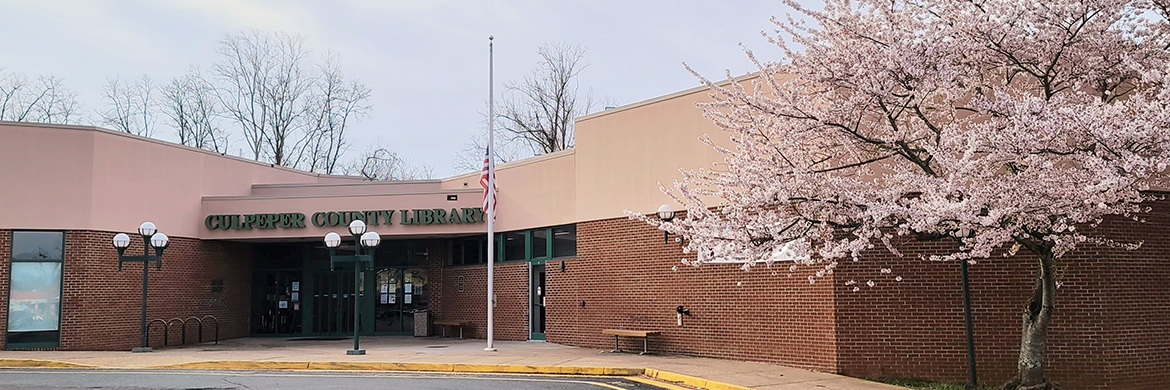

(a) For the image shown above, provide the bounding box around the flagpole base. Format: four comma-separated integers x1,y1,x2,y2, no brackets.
484,347,497,352
347,349,366,355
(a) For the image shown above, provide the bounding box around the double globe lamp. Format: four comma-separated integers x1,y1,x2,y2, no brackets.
111,222,170,353
323,220,380,355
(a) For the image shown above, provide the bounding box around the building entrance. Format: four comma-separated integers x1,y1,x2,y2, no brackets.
250,240,433,337
373,267,428,334
530,264,546,340
310,266,358,336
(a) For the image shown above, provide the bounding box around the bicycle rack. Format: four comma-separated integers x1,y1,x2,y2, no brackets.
146,315,219,348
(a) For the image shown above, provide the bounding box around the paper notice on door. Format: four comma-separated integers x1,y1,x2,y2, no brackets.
380,284,389,294
404,294,412,304
389,294,396,304
405,284,413,294
380,294,389,304
279,301,288,309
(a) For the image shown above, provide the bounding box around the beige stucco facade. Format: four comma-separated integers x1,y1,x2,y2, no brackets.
0,78,731,240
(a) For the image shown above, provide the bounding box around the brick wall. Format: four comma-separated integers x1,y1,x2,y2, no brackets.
832,238,1040,384
1095,201,1170,390
59,231,253,350
834,205,1170,390
426,240,445,331
554,215,1169,390
548,218,839,371
438,260,529,341
1,230,253,350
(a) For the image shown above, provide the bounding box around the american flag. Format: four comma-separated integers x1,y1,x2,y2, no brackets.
480,147,497,213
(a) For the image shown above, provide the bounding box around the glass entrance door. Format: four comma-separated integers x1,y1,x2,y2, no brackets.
374,267,428,334
311,267,358,336
530,264,546,340
251,270,302,335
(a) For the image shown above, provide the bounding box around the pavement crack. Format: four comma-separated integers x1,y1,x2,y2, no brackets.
221,377,254,390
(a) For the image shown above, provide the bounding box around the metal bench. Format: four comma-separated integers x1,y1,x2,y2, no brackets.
602,329,660,355
434,320,470,339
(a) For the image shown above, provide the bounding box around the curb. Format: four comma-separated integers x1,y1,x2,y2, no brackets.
159,361,643,376
0,359,99,369
644,368,756,390
0,358,755,390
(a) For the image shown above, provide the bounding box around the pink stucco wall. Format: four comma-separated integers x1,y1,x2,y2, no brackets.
0,122,350,238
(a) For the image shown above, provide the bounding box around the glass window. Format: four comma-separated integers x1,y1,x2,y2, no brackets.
553,225,576,258
12,231,63,260
504,232,526,261
531,229,549,259
7,231,65,348
7,262,62,332
451,240,464,266
462,237,482,265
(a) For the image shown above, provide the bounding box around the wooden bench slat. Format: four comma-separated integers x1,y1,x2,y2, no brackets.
601,329,660,337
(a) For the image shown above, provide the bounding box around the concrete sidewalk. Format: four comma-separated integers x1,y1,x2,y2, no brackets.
0,337,906,390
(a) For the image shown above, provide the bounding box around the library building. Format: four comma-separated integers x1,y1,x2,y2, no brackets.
1,80,1167,390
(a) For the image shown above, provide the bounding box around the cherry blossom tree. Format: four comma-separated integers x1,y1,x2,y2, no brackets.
637,1,1170,388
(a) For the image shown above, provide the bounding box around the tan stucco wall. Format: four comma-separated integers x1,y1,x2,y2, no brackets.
1,76,733,239
572,83,729,222
441,149,576,232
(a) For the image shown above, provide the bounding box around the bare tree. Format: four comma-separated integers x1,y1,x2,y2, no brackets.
212,30,314,166
295,54,371,174
99,76,157,136
0,69,81,124
497,43,597,155
451,129,528,173
0,69,30,121
344,145,433,181
162,69,227,153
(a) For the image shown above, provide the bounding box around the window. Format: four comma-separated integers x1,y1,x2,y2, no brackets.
7,231,64,348
448,226,574,266
531,229,549,259
449,236,489,266
450,240,465,265
553,225,576,258
503,232,526,261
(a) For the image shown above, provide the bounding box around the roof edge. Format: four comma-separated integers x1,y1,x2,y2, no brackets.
0,120,363,182
575,73,759,122
443,148,576,182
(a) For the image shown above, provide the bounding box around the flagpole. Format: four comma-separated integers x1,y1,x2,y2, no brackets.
485,35,497,352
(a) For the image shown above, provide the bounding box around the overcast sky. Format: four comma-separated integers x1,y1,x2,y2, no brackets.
0,0,801,177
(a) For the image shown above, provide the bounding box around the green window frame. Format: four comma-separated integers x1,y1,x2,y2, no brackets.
449,225,576,266
6,230,66,349
491,224,576,265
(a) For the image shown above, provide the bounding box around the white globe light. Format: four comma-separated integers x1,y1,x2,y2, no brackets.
657,204,675,221
138,221,157,237
348,219,367,235
150,233,169,249
112,233,131,249
324,232,342,248
360,231,381,248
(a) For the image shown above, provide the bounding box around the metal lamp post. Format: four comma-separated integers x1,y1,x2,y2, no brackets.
112,222,169,353
324,220,380,355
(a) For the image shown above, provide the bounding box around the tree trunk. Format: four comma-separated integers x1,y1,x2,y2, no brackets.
1011,249,1058,390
